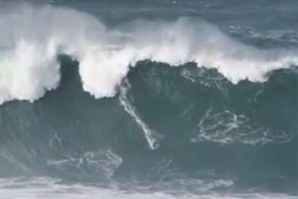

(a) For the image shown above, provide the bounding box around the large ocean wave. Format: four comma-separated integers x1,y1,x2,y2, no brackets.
0,4,297,105
0,3,297,197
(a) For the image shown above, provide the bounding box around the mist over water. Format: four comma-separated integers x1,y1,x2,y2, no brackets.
0,0,297,198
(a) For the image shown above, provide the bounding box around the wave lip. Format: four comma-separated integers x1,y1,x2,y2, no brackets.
0,4,297,105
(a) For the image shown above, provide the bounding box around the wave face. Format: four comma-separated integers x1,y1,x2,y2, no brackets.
0,1,297,199
0,4,297,104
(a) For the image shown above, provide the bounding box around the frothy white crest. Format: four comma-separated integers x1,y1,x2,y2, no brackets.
0,4,297,104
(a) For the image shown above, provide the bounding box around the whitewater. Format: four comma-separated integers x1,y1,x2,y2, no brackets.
0,3,297,105
0,177,296,199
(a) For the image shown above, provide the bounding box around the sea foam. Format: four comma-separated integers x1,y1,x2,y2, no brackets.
0,4,296,104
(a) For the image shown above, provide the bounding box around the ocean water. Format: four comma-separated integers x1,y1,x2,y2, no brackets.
0,0,297,198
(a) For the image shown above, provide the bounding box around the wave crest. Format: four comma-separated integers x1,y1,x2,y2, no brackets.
0,4,296,104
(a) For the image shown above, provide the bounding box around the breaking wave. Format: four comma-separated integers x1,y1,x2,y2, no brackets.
0,4,297,105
